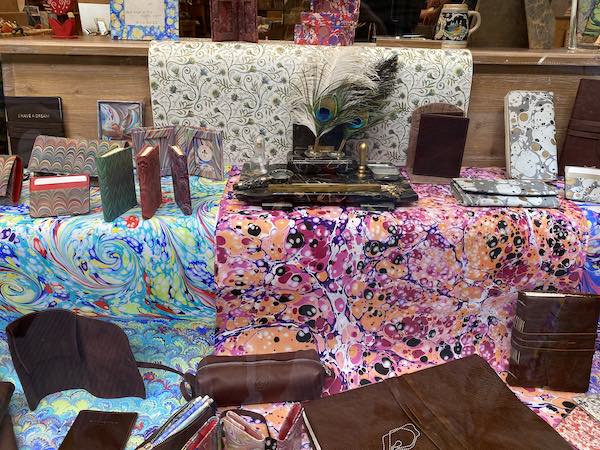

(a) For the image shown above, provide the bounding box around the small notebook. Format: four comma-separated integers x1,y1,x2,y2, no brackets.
169,145,192,215
95,147,137,222
504,91,558,180
136,145,162,220
58,410,137,450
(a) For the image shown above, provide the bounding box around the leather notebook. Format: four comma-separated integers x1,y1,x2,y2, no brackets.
169,145,192,215
5,96,64,165
30,175,91,218
0,382,17,450
136,145,162,220
59,410,137,450
411,113,469,182
95,146,137,222
559,79,600,174
0,155,23,206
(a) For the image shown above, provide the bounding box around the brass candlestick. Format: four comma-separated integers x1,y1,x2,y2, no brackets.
357,142,369,179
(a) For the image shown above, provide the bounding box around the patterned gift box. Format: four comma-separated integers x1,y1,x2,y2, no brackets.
294,22,356,46
311,0,359,21
300,11,355,27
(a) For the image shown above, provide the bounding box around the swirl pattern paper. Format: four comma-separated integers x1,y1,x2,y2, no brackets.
149,41,473,165
30,186,90,218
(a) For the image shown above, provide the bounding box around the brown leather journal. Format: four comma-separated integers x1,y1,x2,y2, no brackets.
507,291,600,392
169,145,192,216
59,410,137,450
303,355,570,450
136,145,162,220
0,382,17,450
559,79,600,174
410,110,468,184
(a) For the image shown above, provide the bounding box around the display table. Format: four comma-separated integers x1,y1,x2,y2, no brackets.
214,167,597,428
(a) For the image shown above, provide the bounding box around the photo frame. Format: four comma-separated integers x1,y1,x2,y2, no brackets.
97,100,144,141
110,0,179,40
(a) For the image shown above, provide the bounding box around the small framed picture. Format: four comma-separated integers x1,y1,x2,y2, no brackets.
97,100,144,141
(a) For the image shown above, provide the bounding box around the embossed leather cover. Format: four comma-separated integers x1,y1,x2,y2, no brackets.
168,146,192,215
96,147,137,222
59,410,137,450
451,178,559,208
132,126,176,176
136,145,162,220
210,0,257,42
304,355,570,450
29,136,126,177
412,112,469,181
505,91,558,180
185,128,225,181
30,175,91,218
0,155,23,206
559,79,600,174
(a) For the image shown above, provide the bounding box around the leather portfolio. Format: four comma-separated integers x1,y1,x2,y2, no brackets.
559,79,600,174
29,175,91,218
136,145,162,219
95,146,138,222
303,355,570,450
0,155,23,206
58,410,137,450
507,291,600,392
169,145,192,215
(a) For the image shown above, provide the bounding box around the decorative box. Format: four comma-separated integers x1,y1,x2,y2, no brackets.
300,12,353,27
110,0,179,40
565,166,600,203
294,22,356,46
311,0,359,21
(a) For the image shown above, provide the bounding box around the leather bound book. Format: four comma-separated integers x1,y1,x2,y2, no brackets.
136,145,162,220
95,147,137,222
559,79,600,174
30,175,91,218
238,0,258,43
169,145,192,215
59,410,137,450
411,113,469,181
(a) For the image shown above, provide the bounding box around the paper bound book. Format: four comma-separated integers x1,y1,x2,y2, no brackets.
504,91,557,181
95,147,137,222
136,145,162,220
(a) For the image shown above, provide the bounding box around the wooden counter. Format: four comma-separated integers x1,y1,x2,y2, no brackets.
1,36,599,166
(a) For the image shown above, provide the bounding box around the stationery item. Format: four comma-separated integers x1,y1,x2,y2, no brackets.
451,178,559,208
565,166,600,203
182,416,219,450
294,12,356,46
556,407,600,450
6,309,146,410
95,146,137,222
29,175,91,218
58,410,138,450
433,3,481,48
210,0,258,42
185,350,327,406
0,382,17,450
169,145,192,215
504,91,558,180
507,291,600,392
575,394,600,422
136,396,216,450
97,101,144,141
559,79,600,174
222,405,303,450
136,145,162,220
29,136,126,177
411,112,469,183
110,0,179,40
4,96,64,165
185,128,225,181
0,155,23,206
523,0,555,49
132,126,176,176
303,355,570,450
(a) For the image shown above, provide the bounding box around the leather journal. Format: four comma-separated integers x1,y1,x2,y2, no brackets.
0,155,23,206
29,136,125,177
559,79,600,174
58,410,137,450
303,355,569,450
507,291,600,392
0,382,17,450
210,0,258,43
30,175,91,218
169,145,192,215
136,145,162,220
5,96,64,165
410,110,468,183
96,146,137,222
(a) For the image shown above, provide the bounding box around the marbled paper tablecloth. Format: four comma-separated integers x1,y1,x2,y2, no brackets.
214,167,596,429
0,176,225,319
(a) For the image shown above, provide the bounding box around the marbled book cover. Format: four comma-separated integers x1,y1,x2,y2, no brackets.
505,91,558,180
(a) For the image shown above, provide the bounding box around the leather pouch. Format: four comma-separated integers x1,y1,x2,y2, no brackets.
186,350,327,406
451,178,559,208
0,382,17,450
29,174,91,218
58,410,137,450
0,155,23,206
